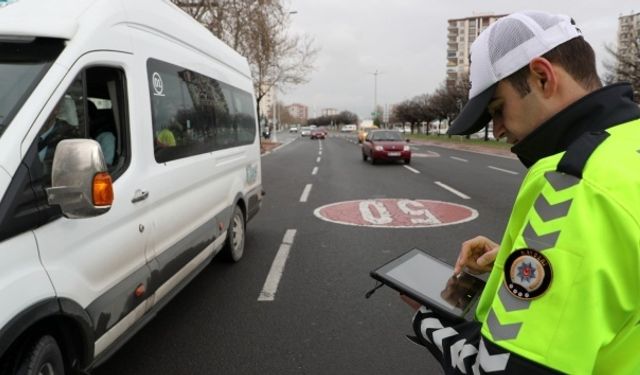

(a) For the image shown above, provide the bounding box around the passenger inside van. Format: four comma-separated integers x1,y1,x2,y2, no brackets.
88,101,116,165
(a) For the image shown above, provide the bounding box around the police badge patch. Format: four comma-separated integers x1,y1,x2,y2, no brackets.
503,248,552,300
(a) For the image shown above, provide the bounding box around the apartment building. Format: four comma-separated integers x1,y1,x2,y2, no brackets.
616,11,640,82
286,103,309,122
446,13,505,87
321,108,338,116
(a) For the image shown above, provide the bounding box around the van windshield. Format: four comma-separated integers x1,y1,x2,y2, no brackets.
0,38,65,140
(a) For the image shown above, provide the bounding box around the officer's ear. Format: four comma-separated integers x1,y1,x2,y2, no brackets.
528,57,557,99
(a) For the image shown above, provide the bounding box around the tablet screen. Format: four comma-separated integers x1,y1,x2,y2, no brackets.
372,249,485,319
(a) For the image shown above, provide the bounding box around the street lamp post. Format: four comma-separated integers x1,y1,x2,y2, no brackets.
369,70,383,120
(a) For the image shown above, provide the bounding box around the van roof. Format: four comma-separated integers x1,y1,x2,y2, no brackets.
0,0,250,78
0,0,93,39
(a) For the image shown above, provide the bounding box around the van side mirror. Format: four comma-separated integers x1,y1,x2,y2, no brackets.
46,139,113,218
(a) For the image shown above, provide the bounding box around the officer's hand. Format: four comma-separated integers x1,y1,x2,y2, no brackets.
453,236,499,275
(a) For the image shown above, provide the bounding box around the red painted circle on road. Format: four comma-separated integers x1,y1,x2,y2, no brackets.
313,199,478,228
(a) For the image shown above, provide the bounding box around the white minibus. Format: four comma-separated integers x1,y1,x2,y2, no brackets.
0,0,263,373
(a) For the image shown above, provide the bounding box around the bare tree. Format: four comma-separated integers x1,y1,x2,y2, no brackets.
604,40,640,102
171,0,318,118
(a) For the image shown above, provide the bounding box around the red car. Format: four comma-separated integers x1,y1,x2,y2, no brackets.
310,129,326,139
361,130,411,164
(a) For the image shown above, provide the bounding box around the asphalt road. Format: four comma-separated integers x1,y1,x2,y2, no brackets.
94,131,524,375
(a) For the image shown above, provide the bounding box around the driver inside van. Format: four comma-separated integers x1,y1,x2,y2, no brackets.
37,97,81,169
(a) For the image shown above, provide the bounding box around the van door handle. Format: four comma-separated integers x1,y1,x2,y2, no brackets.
131,189,149,203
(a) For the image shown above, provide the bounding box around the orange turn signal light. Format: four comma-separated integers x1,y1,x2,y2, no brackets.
93,172,114,206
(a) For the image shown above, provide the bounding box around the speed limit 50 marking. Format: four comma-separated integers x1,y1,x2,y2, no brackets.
313,199,478,228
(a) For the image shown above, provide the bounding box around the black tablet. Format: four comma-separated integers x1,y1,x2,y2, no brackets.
370,248,486,320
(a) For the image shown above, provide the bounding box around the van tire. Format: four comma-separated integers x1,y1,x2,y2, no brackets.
17,335,64,375
223,205,245,262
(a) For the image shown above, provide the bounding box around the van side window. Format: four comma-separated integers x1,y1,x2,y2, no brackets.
147,58,256,163
35,66,128,188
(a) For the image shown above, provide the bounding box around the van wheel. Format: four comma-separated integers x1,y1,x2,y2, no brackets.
17,335,64,375
362,152,367,161
223,206,245,262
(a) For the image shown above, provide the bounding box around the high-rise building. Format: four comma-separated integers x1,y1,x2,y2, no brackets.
446,13,505,87
616,11,640,82
286,103,308,122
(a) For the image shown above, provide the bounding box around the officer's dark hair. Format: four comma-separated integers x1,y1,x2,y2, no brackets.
506,36,603,97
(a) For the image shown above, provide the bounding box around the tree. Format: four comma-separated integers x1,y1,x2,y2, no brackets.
171,0,318,120
307,110,359,127
604,39,640,102
372,105,384,127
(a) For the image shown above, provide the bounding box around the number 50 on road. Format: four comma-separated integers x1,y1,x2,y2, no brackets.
314,199,478,228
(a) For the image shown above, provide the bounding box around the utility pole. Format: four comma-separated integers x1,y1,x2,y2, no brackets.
369,70,383,119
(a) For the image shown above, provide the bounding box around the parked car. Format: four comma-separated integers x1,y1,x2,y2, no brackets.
361,130,411,164
311,129,326,139
0,0,262,372
300,126,312,136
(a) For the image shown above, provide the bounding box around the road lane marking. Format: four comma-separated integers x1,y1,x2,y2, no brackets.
300,184,312,202
451,156,468,162
319,151,322,155
488,166,519,175
312,167,318,175
435,181,470,200
316,157,321,163
403,165,420,174
258,229,297,301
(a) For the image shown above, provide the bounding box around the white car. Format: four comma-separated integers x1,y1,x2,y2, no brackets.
300,126,312,136
289,126,298,133
0,0,262,372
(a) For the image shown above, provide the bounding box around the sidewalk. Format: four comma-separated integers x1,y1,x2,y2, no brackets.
260,140,281,154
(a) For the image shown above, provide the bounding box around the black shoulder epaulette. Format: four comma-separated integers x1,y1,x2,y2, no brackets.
556,130,610,178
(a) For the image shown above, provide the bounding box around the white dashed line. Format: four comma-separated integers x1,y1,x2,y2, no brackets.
403,165,420,174
488,166,519,175
435,181,470,200
316,157,321,163
300,184,312,202
319,151,322,155
258,229,297,301
450,156,468,162
312,167,318,175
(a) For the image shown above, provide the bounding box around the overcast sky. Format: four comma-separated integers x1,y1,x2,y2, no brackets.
280,0,639,119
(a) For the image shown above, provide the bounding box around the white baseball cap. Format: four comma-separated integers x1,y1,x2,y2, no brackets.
448,10,582,135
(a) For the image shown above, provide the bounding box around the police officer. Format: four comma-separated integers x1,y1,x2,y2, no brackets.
404,10,640,374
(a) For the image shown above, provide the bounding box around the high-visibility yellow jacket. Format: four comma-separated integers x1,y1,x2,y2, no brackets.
476,119,640,374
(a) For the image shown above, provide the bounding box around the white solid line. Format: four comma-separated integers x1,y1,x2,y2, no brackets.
312,167,318,175
300,184,312,202
316,157,321,163
403,165,420,174
488,166,519,175
450,156,468,162
435,181,470,200
282,228,296,245
258,229,297,301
